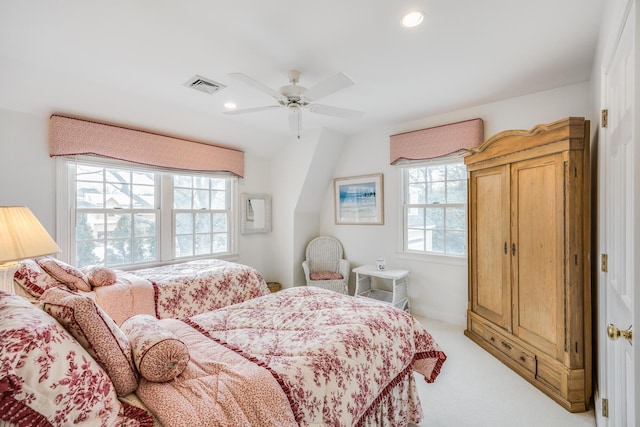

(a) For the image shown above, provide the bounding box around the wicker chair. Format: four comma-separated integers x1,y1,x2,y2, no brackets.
302,236,350,295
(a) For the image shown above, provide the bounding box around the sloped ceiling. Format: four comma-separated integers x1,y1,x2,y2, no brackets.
0,0,605,158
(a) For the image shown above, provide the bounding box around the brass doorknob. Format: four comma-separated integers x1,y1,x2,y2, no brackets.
607,323,633,343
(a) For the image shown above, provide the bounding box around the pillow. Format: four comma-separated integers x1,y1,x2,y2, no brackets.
83,265,118,287
122,314,190,382
0,290,152,426
39,287,139,396
36,257,91,292
310,271,344,280
12,259,64,298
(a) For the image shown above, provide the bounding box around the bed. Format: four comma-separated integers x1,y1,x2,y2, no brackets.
3,258,447,426
12,257,270,325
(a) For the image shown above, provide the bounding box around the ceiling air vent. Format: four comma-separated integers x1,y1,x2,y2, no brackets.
183,75,226,95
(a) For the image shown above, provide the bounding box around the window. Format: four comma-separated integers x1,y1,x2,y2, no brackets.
63,159,236,268
401,158,467,256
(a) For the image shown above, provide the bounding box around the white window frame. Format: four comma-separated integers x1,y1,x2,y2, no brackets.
56,157,238,269
398,155,468,262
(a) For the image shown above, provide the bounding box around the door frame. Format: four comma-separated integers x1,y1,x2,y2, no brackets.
596,0,638,425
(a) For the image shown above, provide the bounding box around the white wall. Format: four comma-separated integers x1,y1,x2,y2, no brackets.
319,82,593,325
0,109,55,233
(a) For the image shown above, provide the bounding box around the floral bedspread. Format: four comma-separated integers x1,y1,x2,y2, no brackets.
131,259,271,319
162,287,447,426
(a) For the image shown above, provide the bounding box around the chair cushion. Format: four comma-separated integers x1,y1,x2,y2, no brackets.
310,271,344,281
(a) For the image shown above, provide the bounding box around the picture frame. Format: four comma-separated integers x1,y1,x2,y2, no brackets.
240,193,272,234
334,173,384,225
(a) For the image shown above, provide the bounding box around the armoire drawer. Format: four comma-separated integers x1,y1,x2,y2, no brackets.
470,317,536,374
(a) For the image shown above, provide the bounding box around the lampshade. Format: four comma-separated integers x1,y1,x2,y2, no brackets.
0,206,60,263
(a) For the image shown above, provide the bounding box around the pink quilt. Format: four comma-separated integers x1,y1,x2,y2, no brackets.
133,259,270,319
137,287,446,427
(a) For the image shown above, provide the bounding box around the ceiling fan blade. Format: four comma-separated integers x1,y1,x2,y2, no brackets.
304,72,354,101
309,103,364,119
229,73,284,100
223,105,281,115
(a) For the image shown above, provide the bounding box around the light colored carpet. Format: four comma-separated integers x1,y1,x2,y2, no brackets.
411,317,596,427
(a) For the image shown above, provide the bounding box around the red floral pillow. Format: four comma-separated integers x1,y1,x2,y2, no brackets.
310,271,344,280
39,287,139,396
12,259,64,297
0,290,152,426
36,257,91,292
122,314,190,382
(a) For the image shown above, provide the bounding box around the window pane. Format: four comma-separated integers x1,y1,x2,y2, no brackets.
173,175,192,187
211,178,226,190
195,213,212,233
174,188,192,209
212,234,227,252
194,189,209,209
175,213,193,234
106,182,131,209
211,190,226,210
427,165,445,182
109,214,132,238
431,230,444,253
426,182,445,204
106,168,131,184
408,184,425,204
132,185,155,208
134,213,156,237
212,213,227,232
195,234,212,255
134,237,156,262
77,165,103,182
132,171,154,185
176,235,193,257
194,176,209,189
447,163,466,180
107,239,131,265
407,207,424,228
407,229,424,251
446,207,466,230
446,231,466,255
426,207,444,228
77,181,104,208
447,180,466,203
409,168,425,183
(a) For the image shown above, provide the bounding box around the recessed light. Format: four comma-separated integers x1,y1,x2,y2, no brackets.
402,10,424,28
224,102,237,110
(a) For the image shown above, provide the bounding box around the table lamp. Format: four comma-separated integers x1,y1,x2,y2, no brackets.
0,206,61,294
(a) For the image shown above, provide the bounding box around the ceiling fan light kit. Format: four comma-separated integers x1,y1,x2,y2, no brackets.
224,70,363,137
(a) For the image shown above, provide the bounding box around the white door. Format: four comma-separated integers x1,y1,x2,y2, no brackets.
601,1,636,425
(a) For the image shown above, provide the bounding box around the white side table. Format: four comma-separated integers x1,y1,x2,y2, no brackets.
353,265,410,312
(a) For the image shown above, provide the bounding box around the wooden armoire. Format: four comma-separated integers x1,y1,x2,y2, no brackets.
463,117,591,412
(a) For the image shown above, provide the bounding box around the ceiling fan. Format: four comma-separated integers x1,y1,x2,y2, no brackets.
224,70,363,138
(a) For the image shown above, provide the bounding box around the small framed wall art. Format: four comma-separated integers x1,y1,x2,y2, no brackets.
334,173,384,225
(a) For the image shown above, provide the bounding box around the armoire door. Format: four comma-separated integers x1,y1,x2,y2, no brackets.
469,164,511,330
510,153,566,359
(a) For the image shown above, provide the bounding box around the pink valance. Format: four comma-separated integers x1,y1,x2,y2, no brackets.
390,118,484,164
49,115,244,177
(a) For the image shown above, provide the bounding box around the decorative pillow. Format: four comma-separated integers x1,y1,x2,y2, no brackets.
36,257,91,292
13,259,64,298
39,287,139,396
0,290,152,426
310,271,344,280
122,314,190,382
83,265,118,287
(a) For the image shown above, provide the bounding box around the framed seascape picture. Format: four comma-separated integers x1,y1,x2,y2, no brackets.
334,173,384,225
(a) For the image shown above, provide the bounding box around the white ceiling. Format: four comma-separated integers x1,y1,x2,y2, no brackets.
0,0,605,158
